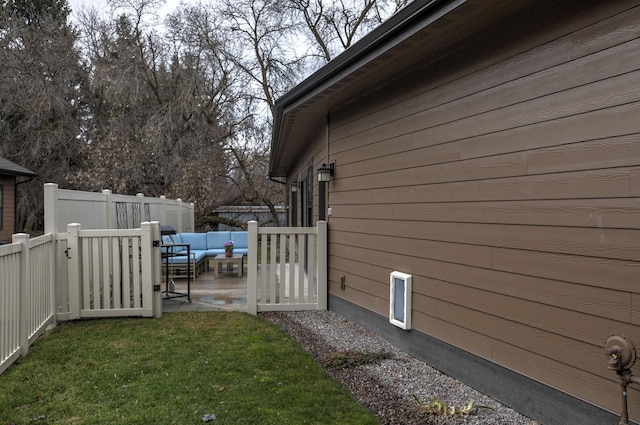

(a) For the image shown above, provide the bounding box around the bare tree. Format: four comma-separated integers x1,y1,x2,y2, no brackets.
289,0,411,64
73,0,239,218
0,0,419,233
209,0,411,227
217,0,304,115
69,0,409,229
164,2,288,227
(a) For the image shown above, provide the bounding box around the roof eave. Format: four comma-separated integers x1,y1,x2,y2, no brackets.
0,157,37,178
269,0,460,177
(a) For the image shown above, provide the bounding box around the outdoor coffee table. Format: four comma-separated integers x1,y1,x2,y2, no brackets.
210,253,244,278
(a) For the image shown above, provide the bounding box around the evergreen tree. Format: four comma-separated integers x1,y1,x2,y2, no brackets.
0,0,88,232
2,0,70,26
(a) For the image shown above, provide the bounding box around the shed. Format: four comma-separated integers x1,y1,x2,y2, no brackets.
213,205,286,230
0,157,36,242
270,1,640,424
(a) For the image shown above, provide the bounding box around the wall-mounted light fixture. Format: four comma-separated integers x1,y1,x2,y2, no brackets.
290,181,298,192
317,162,335,182
317,162,334,221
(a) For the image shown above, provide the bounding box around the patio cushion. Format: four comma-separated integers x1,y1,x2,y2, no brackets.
162,234,184,252
179,233,208,250
206,231,231,250
230,231,248,248
161,249,206,264
230,231,248,254
163,231,247,266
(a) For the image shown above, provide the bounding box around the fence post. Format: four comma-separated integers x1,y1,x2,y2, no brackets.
189,203,195,232
137,193,145,227
160,195,167,225
43,183,58,323
247,220,258,315
102,189,112,229
140,222,154,318
44,183,58,235
12,233,30,356
316,221,327,311
66,223,82,320
150,221,162,318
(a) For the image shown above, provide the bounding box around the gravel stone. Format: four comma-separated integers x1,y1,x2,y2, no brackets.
260,310,540,425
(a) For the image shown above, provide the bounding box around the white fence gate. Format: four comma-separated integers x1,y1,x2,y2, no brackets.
63,222,161,319
247,221,327,314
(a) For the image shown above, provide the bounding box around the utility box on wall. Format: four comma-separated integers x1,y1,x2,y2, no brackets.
389,271,412,330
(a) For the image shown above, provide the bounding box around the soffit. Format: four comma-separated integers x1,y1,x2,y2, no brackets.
269,0,548,177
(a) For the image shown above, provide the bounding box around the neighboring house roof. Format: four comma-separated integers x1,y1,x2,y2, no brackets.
269,0,546,177
0,156,36,177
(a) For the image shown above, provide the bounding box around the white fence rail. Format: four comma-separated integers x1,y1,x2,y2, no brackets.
0,234,55,375
247,221,327,314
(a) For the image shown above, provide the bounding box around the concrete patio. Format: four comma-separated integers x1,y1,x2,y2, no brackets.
161,264,248,313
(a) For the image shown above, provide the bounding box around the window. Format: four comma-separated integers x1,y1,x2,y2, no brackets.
389,271,412,330
301,167,313,227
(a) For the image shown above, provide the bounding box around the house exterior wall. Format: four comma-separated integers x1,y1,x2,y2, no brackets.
0,176,15,243
289,130,328,227
287,130,327,284
322,2,640,423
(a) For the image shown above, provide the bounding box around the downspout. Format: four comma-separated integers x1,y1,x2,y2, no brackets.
269,176,287,227
325,113,330,218
324,113,330,309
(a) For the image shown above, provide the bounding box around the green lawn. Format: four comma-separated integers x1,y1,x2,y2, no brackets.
0,312,379,425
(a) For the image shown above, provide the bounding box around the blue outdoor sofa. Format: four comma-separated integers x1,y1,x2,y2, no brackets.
162,231,248,278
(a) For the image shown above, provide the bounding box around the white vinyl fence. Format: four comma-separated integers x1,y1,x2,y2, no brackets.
1,234,55,375
0,222,161,375
45,183,195,233
1,184,330,376
247,220,327,314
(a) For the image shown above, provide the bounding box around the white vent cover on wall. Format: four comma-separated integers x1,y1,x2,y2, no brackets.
389,271,412,330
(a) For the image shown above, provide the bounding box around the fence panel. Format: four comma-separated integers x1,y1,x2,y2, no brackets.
27,235,55,345
67,224,157,319
247,221,327,314
56,189,108,232
0,235,55,375
45,183,194,233
181,201,194,232
0,243,22,375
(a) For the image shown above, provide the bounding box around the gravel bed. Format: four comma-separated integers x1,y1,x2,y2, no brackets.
260,310,540,425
